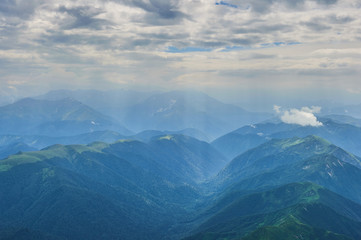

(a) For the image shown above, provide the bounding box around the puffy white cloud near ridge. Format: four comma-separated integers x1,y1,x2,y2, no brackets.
275,105,323,127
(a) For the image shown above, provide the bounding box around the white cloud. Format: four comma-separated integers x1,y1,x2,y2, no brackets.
0,0,361,101
275,106,323,127
273,105,281,113
300,106,321,114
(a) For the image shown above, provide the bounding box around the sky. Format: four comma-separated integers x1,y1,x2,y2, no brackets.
1,0,361,109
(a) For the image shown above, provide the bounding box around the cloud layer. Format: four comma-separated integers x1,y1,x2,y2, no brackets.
0,0,361,102
275,105,323,127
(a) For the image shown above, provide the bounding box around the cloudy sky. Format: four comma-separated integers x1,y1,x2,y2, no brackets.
1,0,361,108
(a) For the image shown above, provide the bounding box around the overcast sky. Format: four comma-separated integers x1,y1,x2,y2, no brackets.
1,0,361,108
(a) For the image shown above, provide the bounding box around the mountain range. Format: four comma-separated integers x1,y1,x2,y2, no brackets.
0,98,131,137
0,134,224,239
35,89,155,121
186,182,361,240
1,90,361,239
1,134,361,239
184,136,361,239
121,91,271,138
36,90,272,138
0,128,212,160
212,116,361,159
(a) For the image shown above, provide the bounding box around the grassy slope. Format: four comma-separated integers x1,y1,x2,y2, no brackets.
185,182,361,240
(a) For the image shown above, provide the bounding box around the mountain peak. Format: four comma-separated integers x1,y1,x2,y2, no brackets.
217,135,343,187
13,97,82,106
304,135,331,144
269,135,332,152
158,135,175,141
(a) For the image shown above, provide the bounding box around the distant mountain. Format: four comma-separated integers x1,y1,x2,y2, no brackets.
35,89,272,138
271,119,361,157
132,128,211,142
0,129,210,156
214,118,361,158
211,122,295,159
323,103,361,119
0,131,126,151
216,136,361,190
0,98,131,136
122,91,271,138
36,89,154,121
211,133,268,160
148,134,227,182
0,142,37,160
185,182,361,240
225,153,361,205
323,114,361,127
100,134,227,185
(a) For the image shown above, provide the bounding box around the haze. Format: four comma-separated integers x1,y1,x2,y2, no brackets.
1,0,361,111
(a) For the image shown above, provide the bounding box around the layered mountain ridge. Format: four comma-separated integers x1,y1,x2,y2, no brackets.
1,134,361,239
1,90,361,239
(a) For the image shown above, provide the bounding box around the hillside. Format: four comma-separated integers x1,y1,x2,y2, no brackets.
0,98,131,136
185,182,361,240
122,91,270,138
215,135,361,190
0,134,228,239
214,119,361,157
1,134,361,239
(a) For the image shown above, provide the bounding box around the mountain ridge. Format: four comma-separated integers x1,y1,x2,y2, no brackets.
0,97,131,136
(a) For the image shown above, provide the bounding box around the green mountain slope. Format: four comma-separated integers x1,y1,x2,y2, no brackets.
0,162,157,239
0,134,228,239
216,136,361,190
0,227,65,240
0,142,37,160
0,146,175,238
185,182,361,240
2,133,361,239
222,119,361,157
149,134,227,182
211,133,267,160
226,154,361,204
133,128,211,142
241,219,352,240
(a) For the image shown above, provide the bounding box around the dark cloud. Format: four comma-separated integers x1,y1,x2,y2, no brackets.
38,31,115,48
246,0,305,13
230,36,263,45
249,0,275,13
131,38,153,47
119,38,170,51
0,0,44,19
195,41,229,48
131,0,182,19
301,14,352,32
249,53,278,59
142,32,189,40
58,6,112,30
315,0,338,5
327,14,355,24
245,0,337,13
121,0,189,25
283,0,306,9
235,24,293,34
302,21,331,31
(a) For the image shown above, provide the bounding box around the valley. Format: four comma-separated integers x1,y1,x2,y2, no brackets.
1,90,361,239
